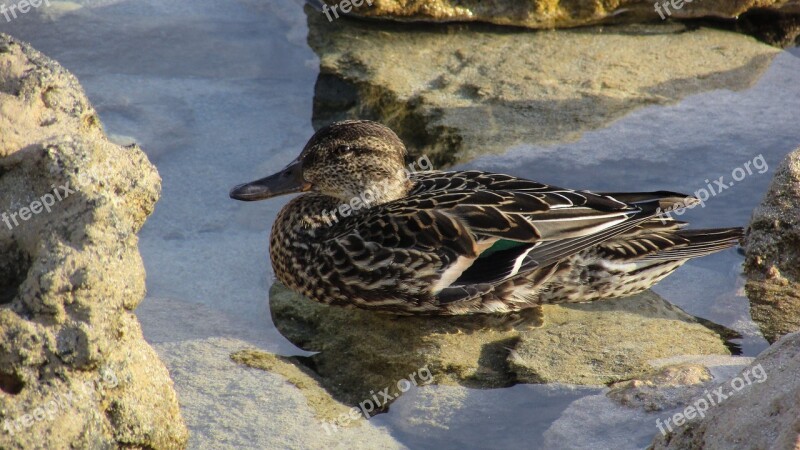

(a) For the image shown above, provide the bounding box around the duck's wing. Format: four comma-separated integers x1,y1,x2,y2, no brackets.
318,171,661,308
407,170,642,241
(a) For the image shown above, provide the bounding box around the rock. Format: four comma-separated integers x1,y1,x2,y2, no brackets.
0,34,187,449
269,282,732,410
230,349,361,426
729,8,800,47
647,354,756,383
156,337,406,450
315,0,800,30
543,355,754,450
307,9,780,166
508,295,732,385
268,283,532,406
744,147,800,343
650,332,800,450
607,364,712,412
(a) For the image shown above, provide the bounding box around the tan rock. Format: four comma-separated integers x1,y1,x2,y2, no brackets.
0,34,187,449
230,349,360,426
509,295,731,385
744,147,800,343
317,0,800,30
158,337,406,449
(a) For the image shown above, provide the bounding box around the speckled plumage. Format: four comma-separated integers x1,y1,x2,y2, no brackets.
232,120,743,315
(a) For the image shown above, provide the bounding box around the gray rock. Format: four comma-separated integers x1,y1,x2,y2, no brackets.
744,147,800,343
0,34,187,449
155,337,407,450
307,9,780,166
544,355,754,450
650,332,800,449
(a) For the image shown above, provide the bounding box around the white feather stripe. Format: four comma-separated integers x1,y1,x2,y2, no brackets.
430,255,477,294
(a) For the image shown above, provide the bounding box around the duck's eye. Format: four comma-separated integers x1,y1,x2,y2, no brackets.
334,145,351,155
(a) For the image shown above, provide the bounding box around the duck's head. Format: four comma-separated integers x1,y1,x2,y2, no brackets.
230,120,412,205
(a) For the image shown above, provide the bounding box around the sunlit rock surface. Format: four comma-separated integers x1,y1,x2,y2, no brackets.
508,296,737,385
316,0,800,30
744,147,800,343
651,332,800,449
308,9,780,165
0,34,187,449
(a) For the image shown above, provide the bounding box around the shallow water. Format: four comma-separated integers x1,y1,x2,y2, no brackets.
4,1,799,448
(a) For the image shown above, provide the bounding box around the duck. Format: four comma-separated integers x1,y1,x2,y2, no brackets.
230,120,743,315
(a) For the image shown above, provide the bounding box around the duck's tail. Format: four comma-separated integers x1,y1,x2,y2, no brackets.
538,224,743,304
640,227,744,261
596,190,744,259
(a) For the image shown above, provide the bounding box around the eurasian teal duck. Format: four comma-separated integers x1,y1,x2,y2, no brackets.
230,120,742,315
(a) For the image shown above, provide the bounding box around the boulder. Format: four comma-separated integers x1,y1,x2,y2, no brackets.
0,34,187,449
607,364,713,412
744,147,800,343
650,332,800,449
265,282,732,411
156,338,405,449
307,8,780,165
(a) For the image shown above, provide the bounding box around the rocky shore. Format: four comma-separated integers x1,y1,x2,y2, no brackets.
230,284,733,411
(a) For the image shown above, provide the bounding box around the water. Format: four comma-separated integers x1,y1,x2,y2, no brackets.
3,1,799,448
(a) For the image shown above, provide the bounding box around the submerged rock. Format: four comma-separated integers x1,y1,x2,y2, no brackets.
650,332,800,449
0,35,187,449
307,9,780,165
744,147,800,343
315,0,800,31
266,282,731,412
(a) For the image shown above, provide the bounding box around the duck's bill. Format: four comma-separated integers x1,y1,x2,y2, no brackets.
229,159,312,201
